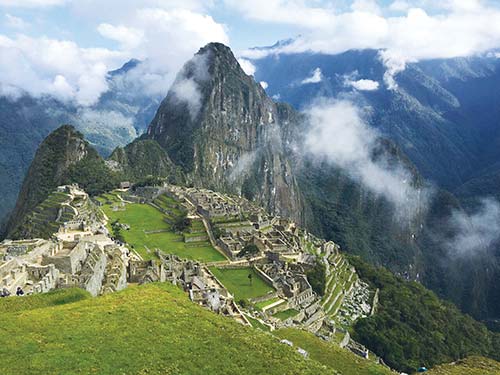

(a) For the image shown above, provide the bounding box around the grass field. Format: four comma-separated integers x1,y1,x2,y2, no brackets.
0,284,333,375
425,356,500,375
98,195,225,262
209,267,274,301
275,328,395,375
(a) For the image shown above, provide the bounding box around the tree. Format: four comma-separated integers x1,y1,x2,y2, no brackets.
238,243,259,258
172,216,190,233
306,261,326,296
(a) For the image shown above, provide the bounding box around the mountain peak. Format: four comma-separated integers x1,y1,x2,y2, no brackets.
145,42,303,222
198,42,233,56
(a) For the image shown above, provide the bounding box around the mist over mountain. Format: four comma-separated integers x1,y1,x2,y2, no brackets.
247,43,500,320
248,46,500,192
0,60,162,228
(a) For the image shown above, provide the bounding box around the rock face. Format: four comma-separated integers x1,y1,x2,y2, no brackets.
146,43,305,223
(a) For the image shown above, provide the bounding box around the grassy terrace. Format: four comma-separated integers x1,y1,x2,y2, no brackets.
209,267,273,302
254,297,282,311
0,285,331,375
98,193,225,262
273,309,299,321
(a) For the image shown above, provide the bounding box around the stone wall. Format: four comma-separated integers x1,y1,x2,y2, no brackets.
80,246,107,296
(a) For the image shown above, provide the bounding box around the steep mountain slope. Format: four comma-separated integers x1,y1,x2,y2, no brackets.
4,125,119,238
349,255,500,372
0,96,69,228
248,46,500,321
108,139,183,183
146,43,305,223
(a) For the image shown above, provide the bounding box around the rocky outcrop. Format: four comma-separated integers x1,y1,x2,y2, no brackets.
146,43,305,223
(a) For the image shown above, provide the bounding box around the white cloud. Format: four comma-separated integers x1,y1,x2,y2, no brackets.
304,99,429,219
0,34,123,105
169,51,210,119
238,58,256,76
445,198,500,257
97,8,228,98
4,13,29,29
0,3,228,104
97,23,144,50
301,68,322,84
259,81,268,89
347,78,379,91
234,0,500,89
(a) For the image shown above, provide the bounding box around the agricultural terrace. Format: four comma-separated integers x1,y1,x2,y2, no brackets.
209,267,274,302
97,192,225,262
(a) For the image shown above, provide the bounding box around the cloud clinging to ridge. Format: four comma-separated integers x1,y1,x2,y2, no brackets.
235,0,500,88
304,98,429,219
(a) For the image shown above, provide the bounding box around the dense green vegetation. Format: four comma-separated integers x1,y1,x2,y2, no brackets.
306,260,327,296
4,125,119,239
209,267,273,302
63,150,121,196
9,191,72,239
99,194,224,262
297,160,421,272
0,284,333,375
349,256,500,373
108,139,184,184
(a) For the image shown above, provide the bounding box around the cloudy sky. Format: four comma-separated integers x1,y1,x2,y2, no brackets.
1,0,500,105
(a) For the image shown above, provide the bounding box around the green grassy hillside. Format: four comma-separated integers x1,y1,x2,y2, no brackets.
275,329,395,375
0,283,401,375
425,356,500,375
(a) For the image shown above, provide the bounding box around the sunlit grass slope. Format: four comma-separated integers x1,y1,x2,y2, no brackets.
424,356,500,375
275,328,396,375
0,284,333,375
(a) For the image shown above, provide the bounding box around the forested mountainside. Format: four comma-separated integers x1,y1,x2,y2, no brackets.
142,43,423,272
4,125,119,239
5,122,500,374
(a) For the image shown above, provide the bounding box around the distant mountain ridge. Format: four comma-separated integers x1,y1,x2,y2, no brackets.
249,48,500,193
